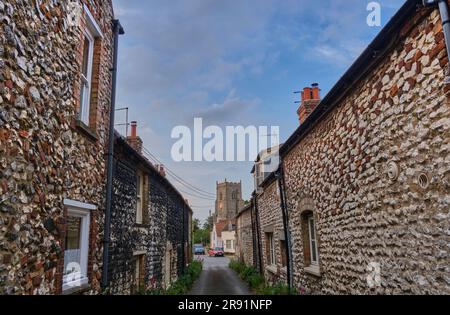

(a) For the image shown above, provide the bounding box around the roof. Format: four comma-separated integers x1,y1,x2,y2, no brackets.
236,202,252,218
251,144,284,174
214,220,236,237
114,131,193,213
260,171,278,189
280,0,426,157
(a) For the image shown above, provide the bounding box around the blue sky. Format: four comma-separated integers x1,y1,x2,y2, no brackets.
113,0,406,223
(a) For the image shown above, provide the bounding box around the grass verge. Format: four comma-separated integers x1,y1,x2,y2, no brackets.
139,260,203,295
229,259,298,295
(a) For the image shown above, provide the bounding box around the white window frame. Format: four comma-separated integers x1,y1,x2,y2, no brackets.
79,28,94,126
79,5,103,126
62,199,95,293
136,171,144,224
308,216,319,266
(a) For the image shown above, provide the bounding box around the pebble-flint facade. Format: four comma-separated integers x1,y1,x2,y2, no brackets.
0,0,192,295
109,126,193,294
0,0,115,295
237,0,450,295
2,0,450,296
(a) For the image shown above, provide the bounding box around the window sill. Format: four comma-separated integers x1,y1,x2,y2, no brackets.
304,265,321,277
266,265,278,275
62,280,90,295
74,120,98,142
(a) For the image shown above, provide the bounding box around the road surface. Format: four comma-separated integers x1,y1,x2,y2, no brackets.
189,256,253,295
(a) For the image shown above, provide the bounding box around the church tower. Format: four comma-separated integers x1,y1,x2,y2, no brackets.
214,180,244,223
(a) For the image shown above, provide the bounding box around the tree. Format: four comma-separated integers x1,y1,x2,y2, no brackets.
193,218,201,232
203,215,213,232
193,228,209,246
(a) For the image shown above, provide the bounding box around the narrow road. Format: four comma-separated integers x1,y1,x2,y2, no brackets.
189,256,253,295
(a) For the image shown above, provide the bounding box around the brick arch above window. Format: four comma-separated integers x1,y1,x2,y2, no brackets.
297,196,316,215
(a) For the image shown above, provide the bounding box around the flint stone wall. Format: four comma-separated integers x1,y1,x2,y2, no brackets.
283,8,450,294
0,0,114,295
256,180,287,285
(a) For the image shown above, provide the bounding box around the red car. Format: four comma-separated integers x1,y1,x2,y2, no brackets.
208,247,224,257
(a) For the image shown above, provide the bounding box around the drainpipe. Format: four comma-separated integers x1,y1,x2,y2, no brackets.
249,195,257,268
423,0,450,81
181,203,186,274
276,165,293,293
101,19,125,290
253,192,263,274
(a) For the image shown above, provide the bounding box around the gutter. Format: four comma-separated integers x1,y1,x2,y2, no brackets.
101,19,125,290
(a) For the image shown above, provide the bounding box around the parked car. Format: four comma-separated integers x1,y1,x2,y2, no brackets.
208,247,224,257
194,244,205,255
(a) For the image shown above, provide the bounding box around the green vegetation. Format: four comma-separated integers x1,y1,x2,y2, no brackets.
139,260,203,295
193,217,212,246
229,260,298,295
166,260,203,295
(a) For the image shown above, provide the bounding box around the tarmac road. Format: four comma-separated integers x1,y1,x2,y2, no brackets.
189,256,253,295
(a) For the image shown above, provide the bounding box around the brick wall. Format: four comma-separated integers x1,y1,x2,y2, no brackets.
256,180,287,285
0,0,114,294
282,7,450,294
236,206,254,267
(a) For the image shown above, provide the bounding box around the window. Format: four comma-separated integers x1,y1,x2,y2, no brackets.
78,4,103,127
133,255,145,293
226,240,232,250
308,216,319,266
267,233,275,266
79,29,94,125
62,199,95,293
136,171,145,224
301,211,320,272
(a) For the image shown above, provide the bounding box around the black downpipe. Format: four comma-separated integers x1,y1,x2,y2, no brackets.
276,165,293,292
101,19,125,290
249,196,257,268
181,203,186,274
424,1,450,73
253,193,263,274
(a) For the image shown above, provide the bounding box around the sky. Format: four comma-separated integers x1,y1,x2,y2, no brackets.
113,0,406,224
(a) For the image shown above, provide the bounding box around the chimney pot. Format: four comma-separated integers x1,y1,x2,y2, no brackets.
298,83,321,125
131,121,137,138
127,121,143,154
303,87,312,101
311,83,320,100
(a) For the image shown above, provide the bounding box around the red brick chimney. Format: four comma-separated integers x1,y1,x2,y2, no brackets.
127,121,143,154
297,83,321,125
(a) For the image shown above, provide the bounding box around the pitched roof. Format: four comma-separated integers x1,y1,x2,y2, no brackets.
215,220,236,237
280,0,426,157
114,131,193,213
